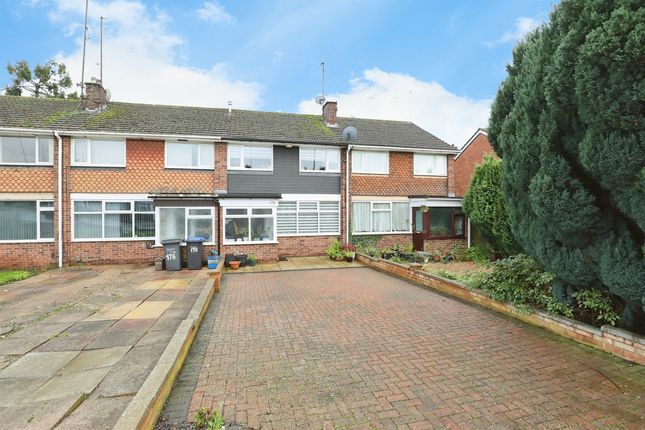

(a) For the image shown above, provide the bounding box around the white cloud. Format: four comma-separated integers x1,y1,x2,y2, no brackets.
46,0,260,108
484,16,541,48
297,68,491,147
196,1,233,25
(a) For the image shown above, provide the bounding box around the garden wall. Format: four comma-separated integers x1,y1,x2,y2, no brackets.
356,253,645,366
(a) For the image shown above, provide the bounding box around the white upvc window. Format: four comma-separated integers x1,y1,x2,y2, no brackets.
277,200,340,236
352,150,389,174
227,144,273,171
73,199,155,241
414,153,447,176
351,201,411,234
165,142,214,169
157,207,214,244
0,136,53,165
0,200,54,242
72,138,126,167
299,147,340,172
224,207,276,244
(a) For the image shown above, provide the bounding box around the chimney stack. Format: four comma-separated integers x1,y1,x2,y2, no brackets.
83,81,108,111
322,100,337,126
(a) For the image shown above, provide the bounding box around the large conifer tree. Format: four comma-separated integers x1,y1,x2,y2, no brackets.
489,0,644,331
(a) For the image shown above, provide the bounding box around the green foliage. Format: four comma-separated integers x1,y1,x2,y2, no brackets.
326,239,344,259
351,235,382,252
463,155,520,256
193,407,224,430
5,60,76,98
451,245,470,262
572,290,621,326
488,0,645,332
0,270,34,286
465,244,492,263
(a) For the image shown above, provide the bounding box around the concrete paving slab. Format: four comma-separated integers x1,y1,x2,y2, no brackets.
0,351,79,378
11,322,74,339
136,280,167,290
123,301,172,320
0,377,48,406
65,319,116,334
0,336,49,355
135,329,173,347
84,301,142,321
163,279,191,289
107,317,156,332
56,395,132,430
59,346,130,374
85,329,146,350
40,309,94,324
23,367,111,402
33,332,102,352
0,393,83,430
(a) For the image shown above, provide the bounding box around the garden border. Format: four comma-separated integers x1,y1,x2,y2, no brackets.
357,253,645,366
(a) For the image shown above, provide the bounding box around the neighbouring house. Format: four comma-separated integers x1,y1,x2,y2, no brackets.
0,82,463,269
453,128,497,197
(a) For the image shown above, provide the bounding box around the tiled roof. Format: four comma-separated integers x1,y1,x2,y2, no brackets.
0,96,458,151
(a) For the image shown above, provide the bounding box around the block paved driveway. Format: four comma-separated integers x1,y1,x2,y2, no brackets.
162,267,645,429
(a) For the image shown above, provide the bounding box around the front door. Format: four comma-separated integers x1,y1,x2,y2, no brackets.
412,208,427,251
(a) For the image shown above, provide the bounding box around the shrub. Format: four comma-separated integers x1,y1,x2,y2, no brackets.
325,240,343,259
465,244,492,263
193,407,224,430
572,290,621,326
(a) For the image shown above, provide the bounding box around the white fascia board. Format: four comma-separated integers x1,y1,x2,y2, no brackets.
352,145,459,155
219,198,278,207
455,129,488,160
71,193,151,200
409,197,463,207
281,194,341,201
351,196,409,202
0,192,55,200
0,127,222,142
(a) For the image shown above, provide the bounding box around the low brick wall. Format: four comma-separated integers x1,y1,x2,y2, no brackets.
357,253,645,366
0,242,56,269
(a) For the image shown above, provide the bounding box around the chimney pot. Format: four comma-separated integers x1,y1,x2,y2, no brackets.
83,82,108,111
322,100,337,126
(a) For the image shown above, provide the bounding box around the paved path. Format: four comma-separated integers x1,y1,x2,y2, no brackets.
162,267,645,429
0,265,208,429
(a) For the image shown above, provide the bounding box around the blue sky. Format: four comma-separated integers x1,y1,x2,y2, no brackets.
0,0,557,145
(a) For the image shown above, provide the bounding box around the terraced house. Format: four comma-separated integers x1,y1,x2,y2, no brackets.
0,82,464,269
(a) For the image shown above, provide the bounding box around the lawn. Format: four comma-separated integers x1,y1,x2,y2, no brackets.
0,270,34,286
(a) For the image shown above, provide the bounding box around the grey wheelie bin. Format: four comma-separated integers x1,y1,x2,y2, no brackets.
162,239,182,271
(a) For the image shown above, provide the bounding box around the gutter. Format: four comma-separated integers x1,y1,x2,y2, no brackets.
54,131,63,268
348,144,459,155
0,127,222,142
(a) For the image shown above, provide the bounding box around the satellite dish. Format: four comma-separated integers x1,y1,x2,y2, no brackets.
315,95,326,105
342,126,358,141
105,89,112,102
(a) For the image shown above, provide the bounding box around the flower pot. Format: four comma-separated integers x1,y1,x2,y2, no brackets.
248,259,257,267
334,255,345,261
345,255,354,262
229,260,241,270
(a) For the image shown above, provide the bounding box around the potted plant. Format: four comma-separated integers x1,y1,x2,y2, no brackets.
326,240,343,260
248,254,257,267
345,250,356,262
431,250,442,262
229,260,241,270
154,256,164,271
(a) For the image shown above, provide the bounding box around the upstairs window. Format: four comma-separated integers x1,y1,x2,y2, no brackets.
299,147,340,172
227,144,273,171
0,136,53,165
352,150,389,174
72,138,126,167
165,142,214,169
414,154,447,176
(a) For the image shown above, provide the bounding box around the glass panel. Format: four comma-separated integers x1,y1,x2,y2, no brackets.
252,208,272,215
199,144,214,167
91,140,125,165
135,213,155,237
313,149,326,170
167,143,192,167
134,201,154,212
1,136,36,163
39,201,54,208
246,146,271,169
251,217,274,241
225,217,249,242
454,214,464,236
39,210,54,239
351,202,371,233
414,209,424,233
74,201,102,212
372,211,391,232
277,209,296,235
327,149,339,171
298,201,318,211
353,151,387,173
228,145,242,168
392,202,411,231
373,202,390,210
298,211,318,234
430,207,452,236
105,202,131,211
319,201,339,211
159,208,185,241
188,218,212,241
415,154,447,176
226,208,247,215
74,214,102,239
105,213,132,238
188,208,211,216
38,138,53,163
300,148,315,171
319,211,339,233
73,139,89,163
0,201,37,240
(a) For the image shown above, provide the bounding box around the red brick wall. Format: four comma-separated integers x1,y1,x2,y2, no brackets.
454,132,497,197
66,241,218,266
423,238,467,255
220,235,340,263
0,243,56,269
350,151,450,197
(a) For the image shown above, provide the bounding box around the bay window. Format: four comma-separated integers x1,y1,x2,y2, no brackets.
277,200,340,236
158,207,214,242
0,200,54,242
0,136,53,165
228,144,273,170
73,199,155,240
352,150,389,174
352,201,411,234
224,207,276,244
299,147,340,172
414,154,447,176
72,138,126,167
165,142,214,169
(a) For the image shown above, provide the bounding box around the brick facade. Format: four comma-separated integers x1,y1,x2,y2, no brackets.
454,131,497,197
423,238,467,254
220,235,340,263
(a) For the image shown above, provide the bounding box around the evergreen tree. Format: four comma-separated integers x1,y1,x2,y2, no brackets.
463,155,520,256
489,0,644,332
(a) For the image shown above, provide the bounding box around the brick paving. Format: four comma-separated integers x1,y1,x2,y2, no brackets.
165,267,645,429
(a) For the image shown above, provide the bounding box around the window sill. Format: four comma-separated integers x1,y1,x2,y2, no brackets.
152,242,216,248
70,165,126,170
0,239,55,244
72,237,156,243
413,174,447,178
277,233,340,237
0,163,54,167
223,240,278,246
164,167,214,171
351,231,412,236
351,172,389,176
299,170,341,174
